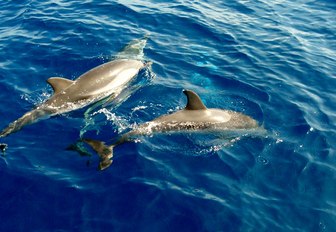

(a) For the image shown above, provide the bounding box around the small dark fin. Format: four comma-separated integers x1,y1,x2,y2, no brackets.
66,141,92,157
82,139,113,170
0,143,8,154
47,77,74,94
183,90,207,110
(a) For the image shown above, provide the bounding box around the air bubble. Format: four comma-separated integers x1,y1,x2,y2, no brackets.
257,156,269,165
319,222,326,230
276,139,283,144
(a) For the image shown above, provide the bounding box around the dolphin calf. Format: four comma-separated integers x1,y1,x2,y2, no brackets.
82,90,260,170
0,38,150,138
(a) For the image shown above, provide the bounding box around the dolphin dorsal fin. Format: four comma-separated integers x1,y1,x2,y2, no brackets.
47,77,74,94
183,90,207,110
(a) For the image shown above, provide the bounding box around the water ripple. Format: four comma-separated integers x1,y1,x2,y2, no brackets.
0,0,335,231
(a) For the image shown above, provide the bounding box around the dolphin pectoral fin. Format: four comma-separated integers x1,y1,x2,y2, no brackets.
183,90,207,110
82,138,114,170
47,77,74,94
101,92,119,107
66,141,92,157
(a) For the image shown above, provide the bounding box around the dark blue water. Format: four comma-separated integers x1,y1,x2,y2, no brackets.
1,1,335,231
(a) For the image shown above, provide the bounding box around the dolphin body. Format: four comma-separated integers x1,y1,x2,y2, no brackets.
83,90,260,170
0,38,150,138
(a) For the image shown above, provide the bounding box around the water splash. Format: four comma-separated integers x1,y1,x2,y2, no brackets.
92,108,130,133
20,89,52,106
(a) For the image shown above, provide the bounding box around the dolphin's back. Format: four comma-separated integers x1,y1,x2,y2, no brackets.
76,59,144,88
154,109,231,123
132,109,258,135
45,59,144,108
128,90,259,136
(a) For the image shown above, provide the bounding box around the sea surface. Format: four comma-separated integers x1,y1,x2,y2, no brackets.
0,0,335,231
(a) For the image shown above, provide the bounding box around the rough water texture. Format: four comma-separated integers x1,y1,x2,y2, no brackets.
0,1,335,231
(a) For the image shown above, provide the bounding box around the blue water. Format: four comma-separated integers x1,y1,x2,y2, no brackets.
1,0,335,231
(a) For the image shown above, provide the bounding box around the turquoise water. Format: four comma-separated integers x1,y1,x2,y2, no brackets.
0,1,335,231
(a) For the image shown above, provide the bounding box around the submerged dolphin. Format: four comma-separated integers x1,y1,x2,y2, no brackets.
82,90,260,170
0,38,150,138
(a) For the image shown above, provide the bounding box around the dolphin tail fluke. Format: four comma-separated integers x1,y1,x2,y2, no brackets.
82,138,114,170
0,108,50,138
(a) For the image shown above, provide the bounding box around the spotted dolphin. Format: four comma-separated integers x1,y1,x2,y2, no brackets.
0,38,151,138
82,89,260,170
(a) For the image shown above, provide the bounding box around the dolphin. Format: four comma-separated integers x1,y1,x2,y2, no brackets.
0,38,151,138
82,90,260,170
